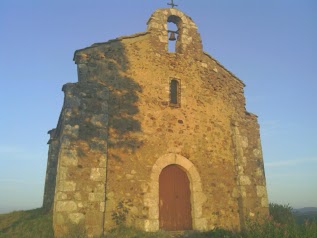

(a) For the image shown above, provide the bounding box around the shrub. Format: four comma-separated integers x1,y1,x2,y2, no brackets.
111,199,132,226
242,204,317,238
269,203,295,225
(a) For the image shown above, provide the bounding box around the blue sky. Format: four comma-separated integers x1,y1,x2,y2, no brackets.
0,0,316,213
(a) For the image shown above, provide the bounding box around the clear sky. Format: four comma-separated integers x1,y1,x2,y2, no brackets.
0,0,316,214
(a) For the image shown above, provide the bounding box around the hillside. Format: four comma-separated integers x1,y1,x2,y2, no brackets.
293,207,317,224
294,207,317,213
0,208,53,238
1,205,317,238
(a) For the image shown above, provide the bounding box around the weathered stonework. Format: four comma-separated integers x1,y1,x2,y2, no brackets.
43,8,269,237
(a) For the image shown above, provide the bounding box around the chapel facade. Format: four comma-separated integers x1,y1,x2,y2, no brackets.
43,7,269,237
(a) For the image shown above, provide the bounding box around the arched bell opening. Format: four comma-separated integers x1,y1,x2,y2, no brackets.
167,15,183,53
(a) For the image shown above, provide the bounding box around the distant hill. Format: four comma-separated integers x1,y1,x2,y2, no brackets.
294,207,317,213
293,207,317,224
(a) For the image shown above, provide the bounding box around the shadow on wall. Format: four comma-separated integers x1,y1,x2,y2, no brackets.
86,40,143,160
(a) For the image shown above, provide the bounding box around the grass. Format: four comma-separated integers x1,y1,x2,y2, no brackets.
107,225,173,238
0,208,53,238
0,204,316,237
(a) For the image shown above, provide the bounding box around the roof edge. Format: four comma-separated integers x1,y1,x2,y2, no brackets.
73,31,149,61
203,52,245,87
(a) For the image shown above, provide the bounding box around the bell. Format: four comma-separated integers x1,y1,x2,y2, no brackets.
169,32,177,41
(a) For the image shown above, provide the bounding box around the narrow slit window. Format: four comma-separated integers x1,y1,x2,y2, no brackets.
170,79,180,107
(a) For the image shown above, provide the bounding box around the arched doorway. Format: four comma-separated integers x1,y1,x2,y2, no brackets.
159,164,192,230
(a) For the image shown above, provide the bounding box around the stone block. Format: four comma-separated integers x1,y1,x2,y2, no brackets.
91,115,106,127
156,153,176,170
107,191,114,198
231,188,240,198
78,64,88,81
74,192,82,201
194,218,208,231
255,168,263,177
256,185,267,197
149,182,159,195
148,204,159,219
56,192,68,200
175,154,193,170
55,201,77,212
241,187,247,197
201,63,208,68
144,219,159,232
188,166,201,183
55,213,65,225
125,174,134,179
85,211,103,226
144,194,157,207
150,165,160,181
90,168,106,181
94,183,105,193
241,136,248,148
170,8,177,15
58,167,68,180
253,149,262,157
60,150,78,166
100,202,105,212
159,35,168,43
130,206,139,215
192,180,202,192
105,200,115,216
88,192,105,202
98,156,107,168
240,176,251,185
60,181,76,192
193,203,203,218
69,213,85,224
194,192,207,206
261,197,269,207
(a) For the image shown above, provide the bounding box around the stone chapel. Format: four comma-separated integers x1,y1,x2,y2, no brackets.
43,7,269,237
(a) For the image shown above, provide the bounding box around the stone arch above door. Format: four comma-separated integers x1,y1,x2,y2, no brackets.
144,153,207,232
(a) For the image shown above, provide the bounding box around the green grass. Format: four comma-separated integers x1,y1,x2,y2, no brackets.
0,208,53,238
0,204,316,238
107,225,173,238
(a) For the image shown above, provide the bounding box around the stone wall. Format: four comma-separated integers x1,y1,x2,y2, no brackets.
52,82,109,236
43,129,59,211
46,8,269,237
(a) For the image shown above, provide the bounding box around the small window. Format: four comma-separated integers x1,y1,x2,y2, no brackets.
170,79,180,107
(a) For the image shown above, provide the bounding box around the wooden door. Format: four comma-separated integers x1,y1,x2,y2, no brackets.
159,165,192,231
